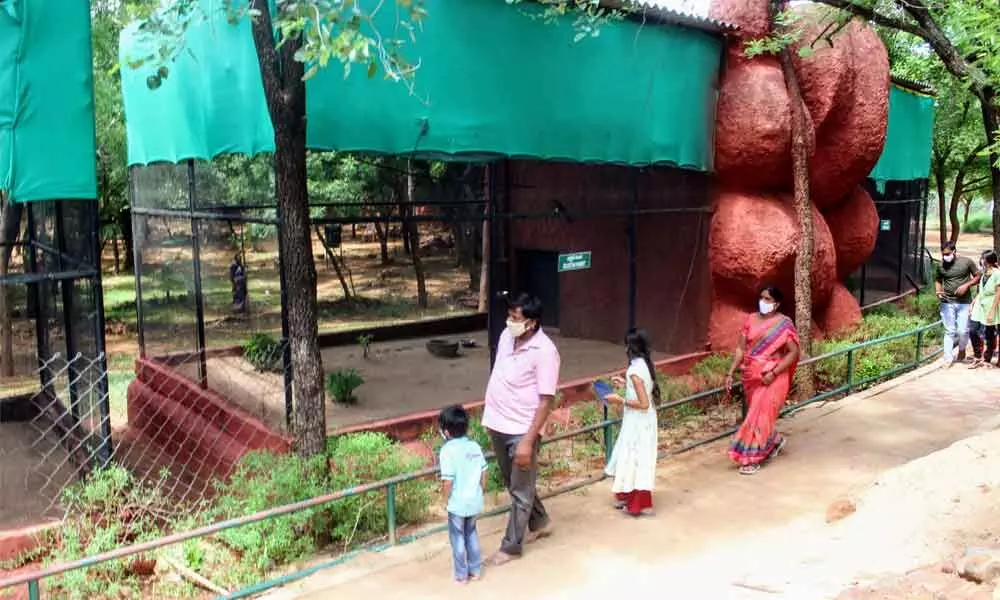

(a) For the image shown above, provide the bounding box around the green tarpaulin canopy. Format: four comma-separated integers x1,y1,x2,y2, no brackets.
869,83,936,184
0,0,97,203
120,0,723,171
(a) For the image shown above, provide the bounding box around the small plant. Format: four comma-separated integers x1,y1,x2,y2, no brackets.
243,333,283,373
358,333,374,360
326,368,365,405
690,353,731,388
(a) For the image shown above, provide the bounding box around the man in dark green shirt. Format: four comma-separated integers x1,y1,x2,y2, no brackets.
935,241,981,366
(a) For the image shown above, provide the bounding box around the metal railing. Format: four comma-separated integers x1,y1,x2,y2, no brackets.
0,320,944,599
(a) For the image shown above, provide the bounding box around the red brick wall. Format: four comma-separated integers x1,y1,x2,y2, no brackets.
506,161,712,354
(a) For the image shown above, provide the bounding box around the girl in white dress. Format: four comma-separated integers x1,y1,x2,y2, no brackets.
604,328,660,517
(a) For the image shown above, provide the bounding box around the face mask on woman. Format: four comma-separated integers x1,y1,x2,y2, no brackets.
506,319,529,338
759,300,776,315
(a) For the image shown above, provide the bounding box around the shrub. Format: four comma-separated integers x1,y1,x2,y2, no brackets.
326,432,435,541
212,451,333,575
243,333,283,373
656,374,693,403
214,433,433,577
905,289,941,323
690,353,731,388
964,213,992,234
47,466,176,599
326,368,364,405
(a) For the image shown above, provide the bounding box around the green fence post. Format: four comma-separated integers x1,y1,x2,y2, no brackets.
28,580,40,600
915,329,924,362
386,483,397,546
846,349,855,394
602,405,612,464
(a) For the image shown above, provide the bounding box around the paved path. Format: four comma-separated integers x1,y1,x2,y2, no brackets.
261,364,1000,600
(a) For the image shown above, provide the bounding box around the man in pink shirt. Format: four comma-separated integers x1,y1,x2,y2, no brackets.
482,293,561,566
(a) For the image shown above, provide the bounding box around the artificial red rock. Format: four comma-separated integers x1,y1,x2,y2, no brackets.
790,4,855,130
714,55,793,191
708,0,770,39
817,282,863,336
710,190,838,308
708,294,751,351
824,186,879,279
809,21,890,209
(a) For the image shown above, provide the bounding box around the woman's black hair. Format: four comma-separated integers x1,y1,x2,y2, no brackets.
760,285,784,305
625,328,661,404
984,250,998,266
438,404,469,438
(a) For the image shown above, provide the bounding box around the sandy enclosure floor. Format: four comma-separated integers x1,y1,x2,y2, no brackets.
0,422,77,529
256,364,1000,600
176,329,647,432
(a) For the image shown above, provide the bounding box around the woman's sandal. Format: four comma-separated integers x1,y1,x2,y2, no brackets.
769,437,787,461
738,464,761,475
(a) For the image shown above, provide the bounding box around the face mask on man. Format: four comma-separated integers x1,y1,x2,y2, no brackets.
506,319,530,338
942,254,955,264
759,300,776,315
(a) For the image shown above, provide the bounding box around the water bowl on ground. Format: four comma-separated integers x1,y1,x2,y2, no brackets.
426,339,460,359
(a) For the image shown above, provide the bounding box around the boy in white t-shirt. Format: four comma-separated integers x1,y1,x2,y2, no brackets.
438,404,488,583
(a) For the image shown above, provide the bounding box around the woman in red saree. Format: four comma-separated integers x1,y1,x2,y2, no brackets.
724,286,801,475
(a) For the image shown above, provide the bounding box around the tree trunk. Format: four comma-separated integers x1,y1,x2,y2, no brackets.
405,160,428,309
981,89,1000,251
250,0,326,457
314,224,352,300
0,196,21,378
775,1,815,399
949,176,964,244
374,219,390,265
933,162,949,247
963,198,973,226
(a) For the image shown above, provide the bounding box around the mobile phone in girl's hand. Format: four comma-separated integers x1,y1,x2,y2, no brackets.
592,380,612,406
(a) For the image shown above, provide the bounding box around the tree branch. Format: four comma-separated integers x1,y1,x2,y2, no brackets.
893,0,984,91
809,0,927,39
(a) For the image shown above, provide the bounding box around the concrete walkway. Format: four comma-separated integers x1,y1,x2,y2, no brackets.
260,363,1000,600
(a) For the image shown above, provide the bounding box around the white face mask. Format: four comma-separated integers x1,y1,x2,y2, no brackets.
759,300,776,315
506,319,529,338
943,254,955,263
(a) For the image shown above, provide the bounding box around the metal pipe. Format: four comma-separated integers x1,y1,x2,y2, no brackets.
386,483,397,546
87,201,114,467
25,204,53,393
187,160,209,388
0,269,100,286
54,201,80,422
487,162,501,369
129,167,147,357
628,169,639,330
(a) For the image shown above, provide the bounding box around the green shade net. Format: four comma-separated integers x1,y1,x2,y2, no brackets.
0,0,97,203
869,83,936,188
120,0,722,171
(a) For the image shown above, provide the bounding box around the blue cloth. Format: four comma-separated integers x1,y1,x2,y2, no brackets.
941,301,972,362
447,513,482,581
439,436,487,518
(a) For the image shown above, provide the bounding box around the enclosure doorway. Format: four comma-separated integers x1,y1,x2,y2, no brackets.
514,249,560,328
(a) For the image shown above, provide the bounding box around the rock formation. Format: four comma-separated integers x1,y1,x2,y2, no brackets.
707,0,889,349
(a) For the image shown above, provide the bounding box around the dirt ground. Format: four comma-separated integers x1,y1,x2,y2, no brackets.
176,329,650,432
256,363,1000,600
0,423,76,529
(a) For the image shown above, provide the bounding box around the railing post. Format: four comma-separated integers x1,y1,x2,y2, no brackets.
602,405,612,464
386,483,397,546
28,579,40,600
915,329,924,362
846,349,855,393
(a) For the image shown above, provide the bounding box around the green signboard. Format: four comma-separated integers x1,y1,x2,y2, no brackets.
880,219,891,232
558,252,592,273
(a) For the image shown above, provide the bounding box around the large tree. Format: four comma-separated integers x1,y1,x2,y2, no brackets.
135,0,426,457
